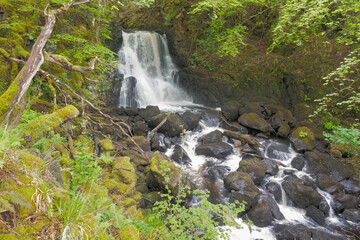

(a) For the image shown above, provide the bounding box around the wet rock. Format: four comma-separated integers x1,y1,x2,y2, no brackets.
283,169,296,175
263,159,279,176
150,133,168,152
238,113,273,133
319,198,330,215
239,102,262,116
148,113,185,137
201,130,223,144
219,121,248,134
340,179,360,196
248,199,274,227
133,120,148,136
195,142,233,159
241,143,257,154
306,205,326,225
223,131,264,149
291,155,305,170
171,145,191,165
277,123,290,138
317,174,344,195
266,141,291,159
343,209,360,222
181,111,200,130
289,127,315,152
139,105,161,122
204,165,230,180
333,193,360,213
238,157,267,185
200,109,221,127
282,177,322,208
224,172,260,210
266,182,282,202
262,194,285,220
273,224,347,240
221,100,242,122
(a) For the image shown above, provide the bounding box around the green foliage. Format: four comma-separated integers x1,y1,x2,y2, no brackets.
152,184,246,240
98,152,115,165
298,130,308,138
0,127,23,169
323,124,360,177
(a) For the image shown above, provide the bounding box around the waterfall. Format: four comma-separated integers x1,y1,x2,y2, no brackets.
117,31,192,108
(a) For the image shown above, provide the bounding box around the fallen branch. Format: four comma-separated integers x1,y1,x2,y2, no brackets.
147,114,170,142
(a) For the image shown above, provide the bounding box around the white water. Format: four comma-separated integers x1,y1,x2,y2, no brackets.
117,31,192,108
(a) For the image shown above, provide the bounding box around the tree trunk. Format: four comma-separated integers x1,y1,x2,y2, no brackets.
0,0,90,126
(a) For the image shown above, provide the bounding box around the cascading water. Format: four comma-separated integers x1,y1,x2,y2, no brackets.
117,31,192,109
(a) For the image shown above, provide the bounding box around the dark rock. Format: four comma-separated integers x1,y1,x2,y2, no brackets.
269,111,285,129
127,136,151,152
238,157,267,185
343,209,360,222
171,145,191,165
150,133,168,152
266,182,282,202
148,113,185,137
317,174,344,195
319,198,330,215
223,131,264,149
133,120,148,136
221,100,242,122
266,141,291,159
248,199,274,227
340,179,360,196
282,110,297,127
277,123,290,138
201,130,223,144
200,109,221,127
241,144,257,154
204,165,230,180
219,121,248,134
238,113,273,133
181,111,200,130
306,205,326,225
262,194,285,220
333,193,360,213
124,107,138,116
273,224,347,240
195,142,233,159
123,76,139,108
282,177,322,208
139,105,161,122
239,102,262,116
263,159,279,176
284,169,296,175
224,172,260,211
291,155,305,170
289,127,315,152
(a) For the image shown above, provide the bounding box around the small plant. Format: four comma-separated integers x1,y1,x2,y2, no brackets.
298,130,308,138
0,127,23,169
98,152,115,166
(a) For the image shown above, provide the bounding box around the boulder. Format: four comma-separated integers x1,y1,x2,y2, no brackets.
133,120,149,136
150,133,168,152
99,138,114,151
273,224,347,240
266,182,282,202
219,121,248,134
333,193,360,213
201,130,223,144
277,123,290,138
269,110,285,129
148,113,185,137
340,179,360,196
148,151,181,192
263,159,279,176
124,107,138,116
195,142,233,159
126,136,151,152
261,194,285,220
239,102,262,116
282,177,322,208
181,111,200,130
343,209,360,222
238,157,267,185
317,174,344,195
224,172,260,210
291,155,305,170
248,199,274,227
139,105,161,122
289,127,315,152
306,205,326,225
221,100,242,121
200,109,221,127
238,113,273,133
223,131,264,149
171,145,191,165
319,198,330,215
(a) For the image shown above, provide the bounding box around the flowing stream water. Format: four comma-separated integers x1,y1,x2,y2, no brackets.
117,31,355,240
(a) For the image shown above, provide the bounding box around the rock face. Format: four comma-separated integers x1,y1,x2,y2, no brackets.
289,127,315,152
238,157,267,185
282,177,322,208
195,142,233,159
224,172,260,211
238,112,273,133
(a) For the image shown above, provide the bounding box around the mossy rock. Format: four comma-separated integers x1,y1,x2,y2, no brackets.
99,138,114,151
119,224,140,240
19,149,44,169
74,134,95,154
113,157,137,185
289,127,316,152
22,105,79,142
84,182,109,200
149,151,181,193
330,143,350,158
126,135,151,152
124,205,144,221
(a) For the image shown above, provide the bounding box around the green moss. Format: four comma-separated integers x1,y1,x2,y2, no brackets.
126,136,151,152
99,138,114,151
74,135,95,154
22,105,79,141
113,157,136,184
19,149,44,169
124,205,144,221
119,224,140,240
84,182,109,200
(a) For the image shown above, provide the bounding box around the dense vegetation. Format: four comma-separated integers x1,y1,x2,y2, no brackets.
0,0,359,239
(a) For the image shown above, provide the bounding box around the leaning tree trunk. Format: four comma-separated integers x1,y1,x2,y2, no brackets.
0,0,90,126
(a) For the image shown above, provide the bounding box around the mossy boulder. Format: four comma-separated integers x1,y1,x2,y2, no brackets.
289,127,315,152
149,151,181,193
99,138,114,151
119,224,140,240
148,113,185,137
126,135,151,152
113,157,137,185
124,205,144,221
238,157,267,185
22,105,79,142
238,112,273,133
